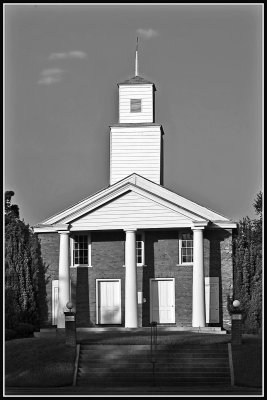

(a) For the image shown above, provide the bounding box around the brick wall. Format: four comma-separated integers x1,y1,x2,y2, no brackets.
38,228,233,329
204,229,233,329
38,233,59,326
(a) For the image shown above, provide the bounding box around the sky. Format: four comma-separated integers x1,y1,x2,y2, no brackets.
4,4,263,227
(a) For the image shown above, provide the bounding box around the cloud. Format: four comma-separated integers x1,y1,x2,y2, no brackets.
38,68,64,85
48,51,88,60
38,76,61,85
136,28,159,39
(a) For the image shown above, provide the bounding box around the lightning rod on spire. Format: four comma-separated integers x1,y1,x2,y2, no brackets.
135,37,139,76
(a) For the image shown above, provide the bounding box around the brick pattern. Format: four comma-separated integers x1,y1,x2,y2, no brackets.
204,229,233,329
38,228,233,329
38,233,60,326
231,318,243,344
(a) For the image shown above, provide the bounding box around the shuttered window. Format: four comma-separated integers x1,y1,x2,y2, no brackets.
130,99,142,113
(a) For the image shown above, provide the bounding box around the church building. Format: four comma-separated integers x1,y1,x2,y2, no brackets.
34,43,237,331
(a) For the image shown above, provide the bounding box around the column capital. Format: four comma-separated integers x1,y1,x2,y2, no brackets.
191,221,209,230
54,223,70,232
124,228,137,232
58,230,70,235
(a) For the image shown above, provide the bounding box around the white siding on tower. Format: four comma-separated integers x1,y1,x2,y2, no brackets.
71,191,193,230
110,126,162,185
119,85,153,123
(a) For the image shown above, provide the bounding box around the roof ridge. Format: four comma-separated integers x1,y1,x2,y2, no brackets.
118,75,155,86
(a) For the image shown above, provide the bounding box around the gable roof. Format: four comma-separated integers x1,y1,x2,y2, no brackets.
118,75,156,89
34,174,237,232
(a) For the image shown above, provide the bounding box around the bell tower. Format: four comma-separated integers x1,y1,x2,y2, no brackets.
109,39,164,185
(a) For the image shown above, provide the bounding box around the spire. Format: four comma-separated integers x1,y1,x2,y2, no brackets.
135,37,139,76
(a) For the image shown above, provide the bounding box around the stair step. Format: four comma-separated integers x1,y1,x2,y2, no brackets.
79,357,229,364
80,345,228,348
79,361,229,366
79,354,228,359
79,349,228,354
78,367,229,373
77,378,230,385
78,372,230,378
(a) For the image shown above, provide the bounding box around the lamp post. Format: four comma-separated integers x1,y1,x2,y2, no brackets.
64,302,76,347
231,299,243,345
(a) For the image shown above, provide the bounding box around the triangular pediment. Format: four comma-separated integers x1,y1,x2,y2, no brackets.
34,174,236,232
70,189,201,231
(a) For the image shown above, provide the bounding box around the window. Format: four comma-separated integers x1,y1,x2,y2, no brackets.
123,232,145,267
71,233,92,266
130,99,142,113
180,233,193,264
135,233,145,265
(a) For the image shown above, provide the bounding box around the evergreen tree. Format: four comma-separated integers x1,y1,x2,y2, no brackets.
5,191,46,329
232,192,262,333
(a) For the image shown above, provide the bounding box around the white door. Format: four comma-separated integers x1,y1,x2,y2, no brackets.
52,280,59,326
205,277,220,323
97,280,121,324
150,279,175,323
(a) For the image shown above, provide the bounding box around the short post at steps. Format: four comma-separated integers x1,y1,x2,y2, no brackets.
64,302,76,347
231,300,243,345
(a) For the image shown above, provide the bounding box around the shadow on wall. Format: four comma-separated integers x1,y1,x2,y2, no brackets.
38,260,49,328
75,268,91,327
207,229,232,327
142,234,155,326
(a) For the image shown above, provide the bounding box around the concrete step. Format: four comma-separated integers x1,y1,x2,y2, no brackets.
79,343,227,348
77,378,231,386
78,366,230,373
79,358,229,364
77,327,227,334
79,352,228,358
80,346,228,352
78,371,230,378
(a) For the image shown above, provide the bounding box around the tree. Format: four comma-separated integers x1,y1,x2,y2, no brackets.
5,191,46,329
5,190,20,220
232,191,262,333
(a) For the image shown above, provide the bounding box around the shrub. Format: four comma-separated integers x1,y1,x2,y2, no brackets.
5,329,17,341
15,323,36,338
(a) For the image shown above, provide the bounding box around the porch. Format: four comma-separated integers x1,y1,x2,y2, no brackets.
56,224,210,329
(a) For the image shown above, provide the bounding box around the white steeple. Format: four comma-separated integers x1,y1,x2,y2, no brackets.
109,41,163,186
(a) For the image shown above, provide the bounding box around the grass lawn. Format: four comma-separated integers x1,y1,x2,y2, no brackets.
5,337,76,388
231,334,262,388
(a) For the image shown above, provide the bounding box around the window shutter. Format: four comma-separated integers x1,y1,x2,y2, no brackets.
130,99,142,112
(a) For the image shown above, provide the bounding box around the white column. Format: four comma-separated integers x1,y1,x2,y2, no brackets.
192,227,206,327
124,229,138,327
58,230,70,328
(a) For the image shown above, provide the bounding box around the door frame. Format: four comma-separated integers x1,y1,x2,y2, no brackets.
52,279,72,326
96,278,122,325
149,278,175,324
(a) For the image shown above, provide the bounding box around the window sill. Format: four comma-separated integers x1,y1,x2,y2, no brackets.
70,265,93,268
176,264,193,267
122,265,147,268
